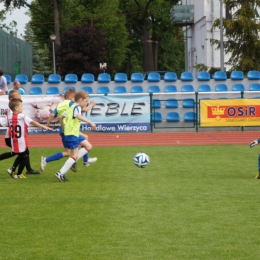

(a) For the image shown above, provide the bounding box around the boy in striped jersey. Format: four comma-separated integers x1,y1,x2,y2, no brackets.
0,98,52,178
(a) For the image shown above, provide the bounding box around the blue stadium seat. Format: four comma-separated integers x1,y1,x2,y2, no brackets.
114,73,127,83
29,86,43,95
131,72,144,82
81,86,93,94
184,112,196,122
247,70,260,80
232,83,245,91
152,99,161,109
81,73,94,83
147,72,160,82
197,71,210,81
63,86,76,94
14,74,28,84
181,84,194,92
152,112,162,122
114,86,127,94
130,85,144,93
249,83,260,91
98,73,111,83
230,71,244,80
65,73,78,83
198,84,211,92
164,85,177,93
31,74,44,84
183,98,195,108
164,72,177,82
180,72,194,81
46,86,60,95
165,98,178,108
3,74,11,84
147,85,161,93
215,84,228,92
97,86,110,94
166,112,180,122
213,71,227,81
48,74,61,84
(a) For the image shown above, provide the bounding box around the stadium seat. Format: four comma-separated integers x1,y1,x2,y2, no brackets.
180,71,194,81
165,98,178,108
31,74,44,84
81,73,94,83
247,70,260,80
3,74,11,84
29,86,43,95
14,74,28,84
215,84,228,92
151,112,162,122
198,84,211,92
46,86,59,95
152,99,161,109
230,70,244,80
197,71,210,81
213,71,227,81
232,83,245,91
181,84,194,92
48,74,61,84
147,72,160,82
130,85,144,93
63,86,76,94
166,112,180,122
164,72,177,82
98,73,111,83
183,98,195,108
114,86,127,94
65,73,78,83
131,72,144,82
147,85,161,93
114,73,127,83
81,86,93,94
164,85,177,93
249,83,260,91
184,112,196,122
97,86,110,94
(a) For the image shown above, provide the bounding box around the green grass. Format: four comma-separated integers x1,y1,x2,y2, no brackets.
0,145,260,259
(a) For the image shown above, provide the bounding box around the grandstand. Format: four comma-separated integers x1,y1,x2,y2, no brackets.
4,70,260,132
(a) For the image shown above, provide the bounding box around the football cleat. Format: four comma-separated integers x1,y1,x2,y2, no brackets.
70,163,77,172
255,172,260,179
40,156,47,172
55,172,67,183
18,174,27,179
250,140,259,148
26,169,40,174
84,157,97,167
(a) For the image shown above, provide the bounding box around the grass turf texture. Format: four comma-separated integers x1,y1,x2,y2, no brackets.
0,145,260,259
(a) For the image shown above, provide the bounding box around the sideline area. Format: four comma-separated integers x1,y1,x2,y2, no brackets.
0,131,258,148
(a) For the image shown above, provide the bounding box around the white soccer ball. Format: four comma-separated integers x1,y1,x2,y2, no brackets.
134,153,150,168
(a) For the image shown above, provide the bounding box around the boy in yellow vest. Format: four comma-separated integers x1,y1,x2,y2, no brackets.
55,90,96,182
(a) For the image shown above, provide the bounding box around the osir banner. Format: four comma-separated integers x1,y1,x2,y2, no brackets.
200,99,260,126
0,95,150,133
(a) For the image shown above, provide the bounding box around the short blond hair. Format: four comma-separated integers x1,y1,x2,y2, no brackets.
9,89,21,100
75,90,89,102
9,98,23,112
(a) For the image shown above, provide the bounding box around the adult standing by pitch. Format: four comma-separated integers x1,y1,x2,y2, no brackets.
0,69,8,95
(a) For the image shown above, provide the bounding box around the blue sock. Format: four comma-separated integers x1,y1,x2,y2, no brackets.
46,152,63,163
83,153,89,163
258,155,260,172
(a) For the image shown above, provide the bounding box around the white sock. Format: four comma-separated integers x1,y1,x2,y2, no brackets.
76,147,88,161
59,157,76,175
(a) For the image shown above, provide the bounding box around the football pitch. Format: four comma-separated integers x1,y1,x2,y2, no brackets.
0,145,260,260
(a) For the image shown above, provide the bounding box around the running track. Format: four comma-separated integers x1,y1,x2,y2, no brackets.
0,132,259,148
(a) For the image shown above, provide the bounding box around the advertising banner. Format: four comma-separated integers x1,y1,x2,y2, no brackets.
0,95,150,133
200,99,260,126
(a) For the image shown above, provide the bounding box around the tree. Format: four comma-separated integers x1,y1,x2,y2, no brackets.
0,10,19,36
211,0,260,73
56,24,108,78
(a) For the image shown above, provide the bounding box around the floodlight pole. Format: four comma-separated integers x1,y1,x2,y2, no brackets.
50,34,56,74
220,0,224,71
